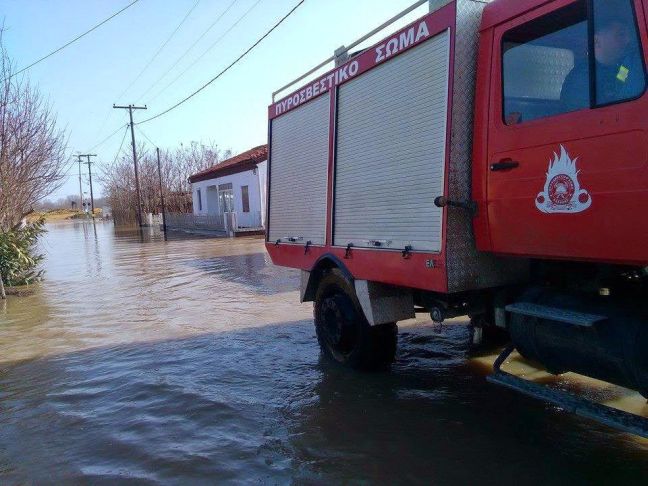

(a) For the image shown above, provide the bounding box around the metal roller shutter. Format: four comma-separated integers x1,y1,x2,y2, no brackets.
268,94,330,245
334,30,450,252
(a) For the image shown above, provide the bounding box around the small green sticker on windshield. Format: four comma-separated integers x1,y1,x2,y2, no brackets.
617,65,630,82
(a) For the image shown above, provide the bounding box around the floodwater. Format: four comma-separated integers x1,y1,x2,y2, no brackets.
0,222,647,485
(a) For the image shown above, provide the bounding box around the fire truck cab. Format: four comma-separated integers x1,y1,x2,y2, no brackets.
477,0,648,264
266,0,648,436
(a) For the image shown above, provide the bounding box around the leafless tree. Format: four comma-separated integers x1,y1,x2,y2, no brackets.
0,33,68,232
100,141,230,225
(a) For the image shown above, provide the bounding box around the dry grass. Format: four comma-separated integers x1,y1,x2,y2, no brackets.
29,209,102,222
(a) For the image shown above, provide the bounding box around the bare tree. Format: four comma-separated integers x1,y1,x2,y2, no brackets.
0,32,68,232
101,141,230,224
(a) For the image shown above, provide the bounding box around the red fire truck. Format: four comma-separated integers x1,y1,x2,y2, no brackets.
266,0,648,436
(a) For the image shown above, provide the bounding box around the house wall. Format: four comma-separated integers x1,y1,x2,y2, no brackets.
191,161,267,229
257,161,267,228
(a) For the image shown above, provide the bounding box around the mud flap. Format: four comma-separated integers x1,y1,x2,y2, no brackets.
354,280,415,326
300,270,311,303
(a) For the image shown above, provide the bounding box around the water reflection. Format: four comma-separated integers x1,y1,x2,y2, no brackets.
0,221,646,484
189,253,295,295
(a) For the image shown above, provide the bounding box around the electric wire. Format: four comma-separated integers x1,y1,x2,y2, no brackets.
135,124,157,147
139,0,305,125
93,109,119,149
6,0,142,81
136,0,240,104
115,0,202,103
88,123,130,152
146,0,263,105
59,153,90,182
111,123,131,165
60,155,79,180
95,0,206,144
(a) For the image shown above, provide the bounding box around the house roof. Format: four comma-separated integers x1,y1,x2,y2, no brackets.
188,144,267,183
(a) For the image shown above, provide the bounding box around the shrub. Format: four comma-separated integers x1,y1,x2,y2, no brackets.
0,218,46,286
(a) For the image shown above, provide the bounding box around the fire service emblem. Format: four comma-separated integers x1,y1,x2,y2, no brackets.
536,145,591,213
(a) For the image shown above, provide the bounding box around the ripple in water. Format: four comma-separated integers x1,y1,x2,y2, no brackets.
0,222,646,484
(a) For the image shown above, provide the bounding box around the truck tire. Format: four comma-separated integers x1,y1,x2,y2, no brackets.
314,269,397,370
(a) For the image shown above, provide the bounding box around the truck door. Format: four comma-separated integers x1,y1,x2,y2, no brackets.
486,0,648,264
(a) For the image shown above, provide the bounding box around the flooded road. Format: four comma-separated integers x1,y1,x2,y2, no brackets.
0,222,646,484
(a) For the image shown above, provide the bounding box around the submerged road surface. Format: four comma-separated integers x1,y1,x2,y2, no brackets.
0,222,646,484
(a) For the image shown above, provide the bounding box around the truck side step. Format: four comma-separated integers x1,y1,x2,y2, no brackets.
505,302,607,327
487,346,648,439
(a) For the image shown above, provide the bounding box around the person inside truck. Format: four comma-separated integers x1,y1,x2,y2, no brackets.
561,12,645,111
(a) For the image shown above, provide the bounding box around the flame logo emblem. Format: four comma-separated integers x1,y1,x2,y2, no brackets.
536,145,591,213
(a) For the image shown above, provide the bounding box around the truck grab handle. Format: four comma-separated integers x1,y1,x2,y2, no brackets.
490,160,520,171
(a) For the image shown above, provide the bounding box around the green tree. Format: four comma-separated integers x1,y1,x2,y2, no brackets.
0,218,46,287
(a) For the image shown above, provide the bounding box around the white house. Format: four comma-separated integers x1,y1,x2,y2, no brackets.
189,145,267,230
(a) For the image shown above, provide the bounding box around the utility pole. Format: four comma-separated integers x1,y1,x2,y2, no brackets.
79,154,97,215
113,104,147,226
77,155,84,211
156,147,167,233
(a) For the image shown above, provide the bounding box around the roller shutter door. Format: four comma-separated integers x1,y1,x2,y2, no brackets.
334,30,450,252
268,94,330,245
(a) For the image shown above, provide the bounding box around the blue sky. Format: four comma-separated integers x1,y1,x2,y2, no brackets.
3,0,426,199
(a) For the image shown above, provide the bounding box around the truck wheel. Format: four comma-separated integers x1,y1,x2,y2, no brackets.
314,269,397,370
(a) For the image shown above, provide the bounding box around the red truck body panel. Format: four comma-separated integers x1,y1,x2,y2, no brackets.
267,4,457,293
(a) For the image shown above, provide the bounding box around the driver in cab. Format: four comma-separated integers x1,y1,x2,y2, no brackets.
561,14,644,110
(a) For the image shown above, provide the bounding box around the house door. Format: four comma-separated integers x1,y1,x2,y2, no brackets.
486,0,648,264
206,186,219,215
218,183,234,217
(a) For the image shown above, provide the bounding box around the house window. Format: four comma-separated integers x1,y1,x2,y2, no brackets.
241,185,250,213
502,0,646,125
197,189,202,211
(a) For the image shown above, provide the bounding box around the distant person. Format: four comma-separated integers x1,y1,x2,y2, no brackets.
561,14,644,111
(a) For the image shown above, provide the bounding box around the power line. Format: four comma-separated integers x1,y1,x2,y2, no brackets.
115,0,202,103
147,0,262,105
94,0,206,143
92,111,119,149
112,124,130,165
88,123,129,152
58,153,95,181
135,124,157,147
136,0,240,104
6,0,142,81
57,156,79,184
139,0,306,125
